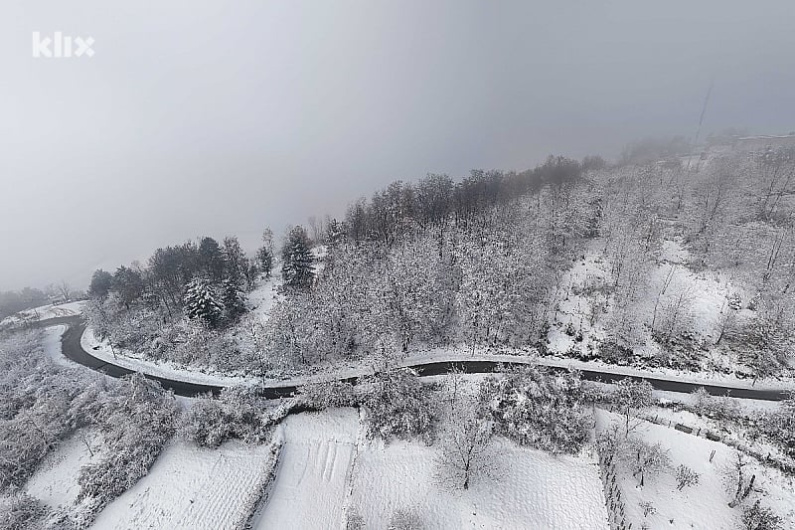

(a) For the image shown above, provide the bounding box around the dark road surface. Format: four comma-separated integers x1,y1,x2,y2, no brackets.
33,316,792,401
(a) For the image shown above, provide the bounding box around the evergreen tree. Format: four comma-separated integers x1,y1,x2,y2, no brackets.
223,236,247,288
257,229,275,278
281,226,315,289
222,278,246,322
184,278,223,328
257,246,273,278
198,237,225,284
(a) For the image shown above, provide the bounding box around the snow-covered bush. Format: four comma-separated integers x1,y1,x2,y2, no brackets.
0,493,49,530
180,387,272,448
345,508,365,530
299,380,357,410
359,368,437,442
388,507,424,530
690,387,741,420
481,366,591,454
675,464,700,490
758,395,795,461
0,331,101,490
743,500,784,530
78,374,179,511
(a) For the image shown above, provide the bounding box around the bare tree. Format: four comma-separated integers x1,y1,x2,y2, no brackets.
624,437,670,487
612,379,654,436
435,387,496,490
56,280,71,302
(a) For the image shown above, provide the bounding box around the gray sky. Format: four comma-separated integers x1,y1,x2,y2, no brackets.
1,1,794,290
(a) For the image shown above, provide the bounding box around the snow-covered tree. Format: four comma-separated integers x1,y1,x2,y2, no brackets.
88,269,113,299
482,365,590,453
435,381,496,490
221,278,246,323
184,278,223,328
612,378,653,436
281,226,315,289
359,368,437,442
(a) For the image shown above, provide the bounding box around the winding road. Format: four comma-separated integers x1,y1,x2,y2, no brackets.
34,316,792,401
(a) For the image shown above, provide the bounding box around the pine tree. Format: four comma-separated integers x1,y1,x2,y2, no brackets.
198,237,225,284
281,226,315,289
222,279,246,322
184,278,223,328
257,246,273,278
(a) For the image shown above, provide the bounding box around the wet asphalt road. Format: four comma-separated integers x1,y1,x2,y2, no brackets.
31,316,791,401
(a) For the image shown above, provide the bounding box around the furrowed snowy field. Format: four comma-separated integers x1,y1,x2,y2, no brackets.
90,438,281,530
30,408,607,530
250,408,359,529
255,409,608,530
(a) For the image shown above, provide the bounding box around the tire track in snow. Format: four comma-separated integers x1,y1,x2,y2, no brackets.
250,409,359,530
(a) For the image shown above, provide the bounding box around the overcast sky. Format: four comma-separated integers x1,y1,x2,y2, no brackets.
1,1,794,290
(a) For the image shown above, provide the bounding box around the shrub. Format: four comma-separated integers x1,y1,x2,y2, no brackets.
359,369,437,442
388,507,424,530
758,396,795,460
77,374,179,511
743,500,784,530
482,366,591,454
180,387,272,448
299,380,357,410
0,493,49,530
691,387,740,420
675,464,700,490
345,507,365,530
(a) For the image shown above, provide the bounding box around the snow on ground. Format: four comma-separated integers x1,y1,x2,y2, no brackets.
91,438,281,530
595,409,795,529
251,408,359,530
80,327,255,387
26,430,105,510
1,300,86,325
544,237,766,380
41,324,72,368
245,274,283,322
350,437,608,529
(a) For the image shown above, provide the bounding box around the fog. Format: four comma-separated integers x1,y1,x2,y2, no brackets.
1,0,794,290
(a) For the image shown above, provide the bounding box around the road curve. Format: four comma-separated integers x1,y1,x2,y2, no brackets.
32,316,792,401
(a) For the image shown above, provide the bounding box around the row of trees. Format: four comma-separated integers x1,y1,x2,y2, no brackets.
88,233,278,329
87,143,795,378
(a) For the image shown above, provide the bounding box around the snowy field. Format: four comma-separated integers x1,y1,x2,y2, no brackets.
26,430,105,510
91,439,281,530
245,274,282,322
251,409,359,529
595,410,795,529
349,438,609,529
1,300,86,325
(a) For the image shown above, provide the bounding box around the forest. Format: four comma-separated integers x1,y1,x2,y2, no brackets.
80,146,795,383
